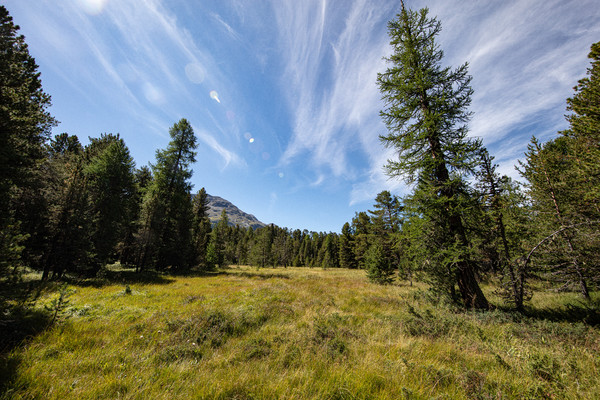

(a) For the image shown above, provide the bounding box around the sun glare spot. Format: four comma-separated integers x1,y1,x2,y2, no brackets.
143,82,164,105
210,90,220,103
185,63,205,84
77,0,107,15
249,138,255,143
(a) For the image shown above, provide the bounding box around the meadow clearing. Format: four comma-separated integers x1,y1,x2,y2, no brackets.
1,266,599,399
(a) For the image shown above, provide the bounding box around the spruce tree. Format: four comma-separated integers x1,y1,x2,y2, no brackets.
377,3,488,308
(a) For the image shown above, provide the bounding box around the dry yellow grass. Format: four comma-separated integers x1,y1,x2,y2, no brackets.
2,266,599,399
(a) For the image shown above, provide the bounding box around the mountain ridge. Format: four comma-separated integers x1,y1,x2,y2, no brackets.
205,194,267,229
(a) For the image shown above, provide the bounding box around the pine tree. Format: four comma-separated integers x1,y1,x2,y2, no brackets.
369,191,402,234
365,191,402,282
365,240,395,285
251,225,273,268
207,209,228,268
319,233,339,269
351,212,371,269
85,135,136,269
339,222,357,269
191,188,212,268
0,6,56,276
377,3,488,308
42,134,92,279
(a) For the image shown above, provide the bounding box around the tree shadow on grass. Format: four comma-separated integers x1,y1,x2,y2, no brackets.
524,301,600,326
220,270,291,280
63,268,176,288
0,283,54,396
488,298,600,327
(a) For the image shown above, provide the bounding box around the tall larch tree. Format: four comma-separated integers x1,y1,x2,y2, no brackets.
377,3,488,308
137,119,197,270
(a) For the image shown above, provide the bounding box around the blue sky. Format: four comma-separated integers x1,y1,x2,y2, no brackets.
5,0,600,232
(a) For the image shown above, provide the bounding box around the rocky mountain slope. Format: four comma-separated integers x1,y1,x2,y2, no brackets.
206,194,267,229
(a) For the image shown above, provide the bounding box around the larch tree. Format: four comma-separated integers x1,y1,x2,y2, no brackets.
137,119,197,271
377,3,488,308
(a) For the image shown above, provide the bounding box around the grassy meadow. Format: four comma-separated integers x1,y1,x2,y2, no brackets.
1,266,599,399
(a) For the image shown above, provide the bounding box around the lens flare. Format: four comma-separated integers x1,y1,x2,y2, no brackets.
278,172,284,178
143,82,164,105
209,90,220,103
185,63,205,84
77,0,107,15
249,138,255,143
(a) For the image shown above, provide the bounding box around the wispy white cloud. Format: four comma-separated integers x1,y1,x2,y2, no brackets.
276,0,600,204
32,0,245,166
210,12,241,41
6,0,600,228
194,127,245,169
275,0,394,181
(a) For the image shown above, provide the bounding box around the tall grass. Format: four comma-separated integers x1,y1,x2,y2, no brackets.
2,266,599,399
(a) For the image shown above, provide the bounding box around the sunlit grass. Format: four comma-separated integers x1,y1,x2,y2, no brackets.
2,266,599,399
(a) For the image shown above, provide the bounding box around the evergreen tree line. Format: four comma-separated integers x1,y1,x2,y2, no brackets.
1,4,599,312
205,216,344,270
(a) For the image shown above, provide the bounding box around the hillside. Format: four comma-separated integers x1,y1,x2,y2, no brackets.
206,194,267,229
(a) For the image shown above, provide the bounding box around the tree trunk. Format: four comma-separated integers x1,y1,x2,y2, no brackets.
456,260,489,309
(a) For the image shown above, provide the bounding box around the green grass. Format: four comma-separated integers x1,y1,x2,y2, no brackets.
2,266,599,399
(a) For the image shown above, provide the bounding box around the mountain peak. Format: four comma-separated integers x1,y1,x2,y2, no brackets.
205,194,267,229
